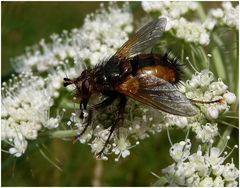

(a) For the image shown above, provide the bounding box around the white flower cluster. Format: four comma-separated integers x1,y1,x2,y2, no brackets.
1,72,60,157
210,2,239,30
163,69,236,143
66,63,236,158
141,1,212,45
2,2,134,159
78,2,133,66
142,1,199,18
11,2,133,73
68,100,163,161
183,69,236,120
3,3,238,172
160,139,239,187
142,2,238,45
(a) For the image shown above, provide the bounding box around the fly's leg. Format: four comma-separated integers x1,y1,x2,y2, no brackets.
96,95,127,159
73,96,117,143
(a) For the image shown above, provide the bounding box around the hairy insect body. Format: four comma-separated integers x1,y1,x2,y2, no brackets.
93,57,132,95
93,53,180,96
131,54,180,83
63,18,199,158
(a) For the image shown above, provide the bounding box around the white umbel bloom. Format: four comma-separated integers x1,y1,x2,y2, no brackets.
165,17,210,46
209,2,239,30
1,72,60,157
141,2,212,45
160,140,239,186
12,3,133,73
142,2,199,18
182,70,233,120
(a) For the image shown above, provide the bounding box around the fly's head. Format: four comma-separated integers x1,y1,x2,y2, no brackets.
64,69,93,113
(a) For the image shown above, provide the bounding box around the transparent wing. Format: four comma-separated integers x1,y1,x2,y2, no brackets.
115,18,167,60
117,74,197,116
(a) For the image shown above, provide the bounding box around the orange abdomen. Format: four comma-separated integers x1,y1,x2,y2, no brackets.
137,65,177,83
132,54,178,83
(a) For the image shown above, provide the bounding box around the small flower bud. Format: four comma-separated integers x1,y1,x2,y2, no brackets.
223,92,236,104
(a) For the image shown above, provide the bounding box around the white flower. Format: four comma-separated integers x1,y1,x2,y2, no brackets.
162,164,186,186
205,106,219,119
209,79,228,96
188,147,209,176
186,173,200,186
90,137,108,155
209,2,239,30
204,18,217,30
212,164,225,176
210,8,224,18
45,117,60,129
9,138,28,157
112,128,132,160
199,33,210,46
142,2,211,45
192,123,218,143
169,139,191,162
222,162,239,181
223,92,236,104
199,176,213,187
12,2,133,73
164,114,188,128
160,140,239,187
1,72,59,156
222,3,239,30
181,162,196,177
213,176,224,187
205,147,224,167
222,2,233,11
142,2,199,18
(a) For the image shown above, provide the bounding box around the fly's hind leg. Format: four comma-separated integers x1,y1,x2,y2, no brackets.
73,96,117,143
96,95,127,159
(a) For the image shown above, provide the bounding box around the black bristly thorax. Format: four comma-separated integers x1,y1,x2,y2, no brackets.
93,56,132,95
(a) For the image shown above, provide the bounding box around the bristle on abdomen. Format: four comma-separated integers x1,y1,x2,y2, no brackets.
161,52,183,83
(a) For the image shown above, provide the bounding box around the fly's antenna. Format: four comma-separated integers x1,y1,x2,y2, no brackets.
190,98,225,104
63,78,74,87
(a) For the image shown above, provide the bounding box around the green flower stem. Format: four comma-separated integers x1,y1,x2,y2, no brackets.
233,30,239,95
37,144,63,172
196,3,206,20
196,46,208,68
50,129,79,138
217,126,233,151
211,34,228,80
212,47,226,80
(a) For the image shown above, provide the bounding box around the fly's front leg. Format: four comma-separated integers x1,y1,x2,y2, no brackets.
96,95,127,159
73,96,117,143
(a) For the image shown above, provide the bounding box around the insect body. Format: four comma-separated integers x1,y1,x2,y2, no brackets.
64,18,197,158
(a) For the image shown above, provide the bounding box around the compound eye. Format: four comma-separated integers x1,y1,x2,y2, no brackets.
82,79,90,96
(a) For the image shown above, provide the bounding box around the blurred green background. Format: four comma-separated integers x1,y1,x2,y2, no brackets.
2,1,239,186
